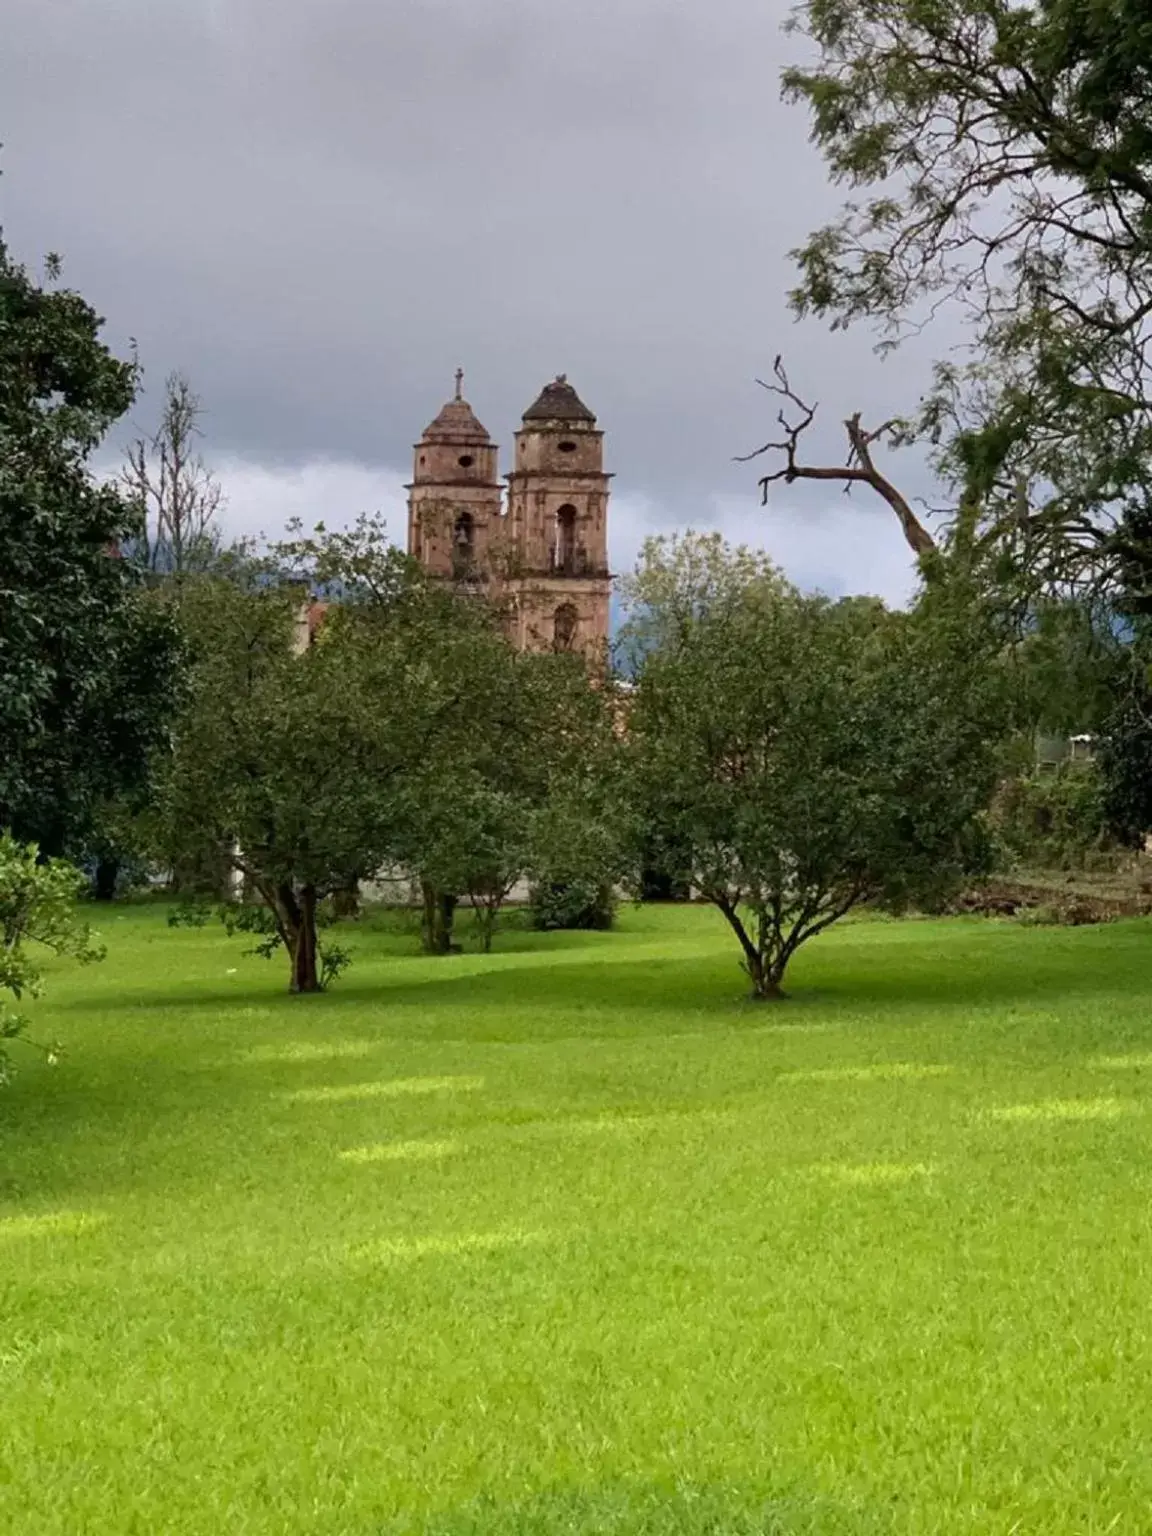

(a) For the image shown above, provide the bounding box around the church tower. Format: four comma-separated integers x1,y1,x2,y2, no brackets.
407,371,502,586
504,376,612,655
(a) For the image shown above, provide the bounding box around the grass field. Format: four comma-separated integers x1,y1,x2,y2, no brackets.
4,902,1152,1534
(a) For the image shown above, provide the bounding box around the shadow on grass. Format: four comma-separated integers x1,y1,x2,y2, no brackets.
44,914,1152,1034
377,1480,888,1535
11,917,1152,1224
286,918,1152,1026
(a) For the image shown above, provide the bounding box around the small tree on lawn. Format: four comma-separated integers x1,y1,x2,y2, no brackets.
623,534,1010,999
399,777,529,954
276,515,544,957
393,643,619,954
527,780,627,933
155,523,564,989
0,834,104,1083
155,569,427,992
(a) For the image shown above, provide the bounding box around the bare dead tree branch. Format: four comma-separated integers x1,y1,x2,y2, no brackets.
736,358,938,559
121,372,224,576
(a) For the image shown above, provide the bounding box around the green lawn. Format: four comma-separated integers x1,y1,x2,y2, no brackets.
4,903,1152,1534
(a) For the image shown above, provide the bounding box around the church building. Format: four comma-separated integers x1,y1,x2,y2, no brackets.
407,373,613,656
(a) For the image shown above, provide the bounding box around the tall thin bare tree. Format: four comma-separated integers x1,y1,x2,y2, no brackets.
122,372,224,576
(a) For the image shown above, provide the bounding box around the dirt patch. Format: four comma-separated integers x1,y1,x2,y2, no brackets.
954,865,1152,925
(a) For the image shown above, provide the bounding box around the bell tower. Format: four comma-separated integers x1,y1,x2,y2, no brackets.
504,375,612,656
407,371,503,585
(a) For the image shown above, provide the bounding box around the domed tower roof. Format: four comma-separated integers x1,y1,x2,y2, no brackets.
522,374,596,426
421,370,491,444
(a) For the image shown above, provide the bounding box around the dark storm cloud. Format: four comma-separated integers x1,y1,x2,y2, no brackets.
1,0,942,553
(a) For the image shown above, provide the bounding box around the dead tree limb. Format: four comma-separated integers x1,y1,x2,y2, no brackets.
121,372,224,576
736,358,937,559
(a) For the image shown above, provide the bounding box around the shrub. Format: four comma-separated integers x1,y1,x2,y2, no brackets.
529,879,616,932
991,764,1117,872
0,833,104,1082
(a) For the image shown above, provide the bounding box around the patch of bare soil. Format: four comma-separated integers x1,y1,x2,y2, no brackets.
955,860,1152,925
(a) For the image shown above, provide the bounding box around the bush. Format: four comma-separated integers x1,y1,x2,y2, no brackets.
0,833,104,1082
990,764,1117,872
1016,896,1116,928
529,879,616,932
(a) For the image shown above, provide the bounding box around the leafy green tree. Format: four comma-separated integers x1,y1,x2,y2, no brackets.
1098,684,1152,847
275,513,624,957
155,521,591,986
623,534,1011,998
0,834,104,1083
616,528,790,667
154,568,420,993
0,237,183,855
399,779,527,954
990,763,1118,872
527,786,624,932
784,0,1152,593
279,517,525,956
394,644,619,954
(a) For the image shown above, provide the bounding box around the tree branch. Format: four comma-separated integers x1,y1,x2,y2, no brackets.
737,358,938,559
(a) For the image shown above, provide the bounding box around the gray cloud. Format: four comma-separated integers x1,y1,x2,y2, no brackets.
3,0,944,590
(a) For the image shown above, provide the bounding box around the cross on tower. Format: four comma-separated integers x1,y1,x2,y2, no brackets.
454,368,464,401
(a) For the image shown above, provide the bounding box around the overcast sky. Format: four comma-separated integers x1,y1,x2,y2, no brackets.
2,0,945,604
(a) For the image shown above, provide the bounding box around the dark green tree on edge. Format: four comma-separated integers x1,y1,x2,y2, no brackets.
0,236,182,855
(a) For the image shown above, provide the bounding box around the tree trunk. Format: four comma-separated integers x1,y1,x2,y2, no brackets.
290,884,320,993
477,908,495,954
750,962,785,1001
440,892,459,952
713,896,787,1000
276,881,321,993
332,879,360,919
93,856,120,902
469,890,502,954
421,881,439,954
421,883,459,955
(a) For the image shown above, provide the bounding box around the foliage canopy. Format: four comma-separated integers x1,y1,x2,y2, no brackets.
785,0,1152,594
624,534,1011,997
0,833,103,1083
0,237,182,855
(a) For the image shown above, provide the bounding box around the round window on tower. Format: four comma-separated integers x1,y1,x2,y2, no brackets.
458,454,474,468
558,441,577,454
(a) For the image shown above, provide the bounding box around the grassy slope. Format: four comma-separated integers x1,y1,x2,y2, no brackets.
3,903,1152,1534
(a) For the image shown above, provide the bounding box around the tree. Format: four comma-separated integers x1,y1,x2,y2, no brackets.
274,514,623,958
527,782,626,933
391,638,619,954
121,371,224,577
784,0,1152,594
1087,496,1152,843
622,534,1011,999
615,527,797,665
0,834,104,1084
738,357,937,560
1098,681,1152,846
154,520,585,989
400,779,527,954
0,237,183,855
278,517,525,957
155,568,415,993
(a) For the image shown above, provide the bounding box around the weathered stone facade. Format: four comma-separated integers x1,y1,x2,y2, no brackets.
407,373,612,657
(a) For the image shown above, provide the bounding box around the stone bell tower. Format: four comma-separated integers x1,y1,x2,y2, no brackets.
504,376,612,656
407,371,503,585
